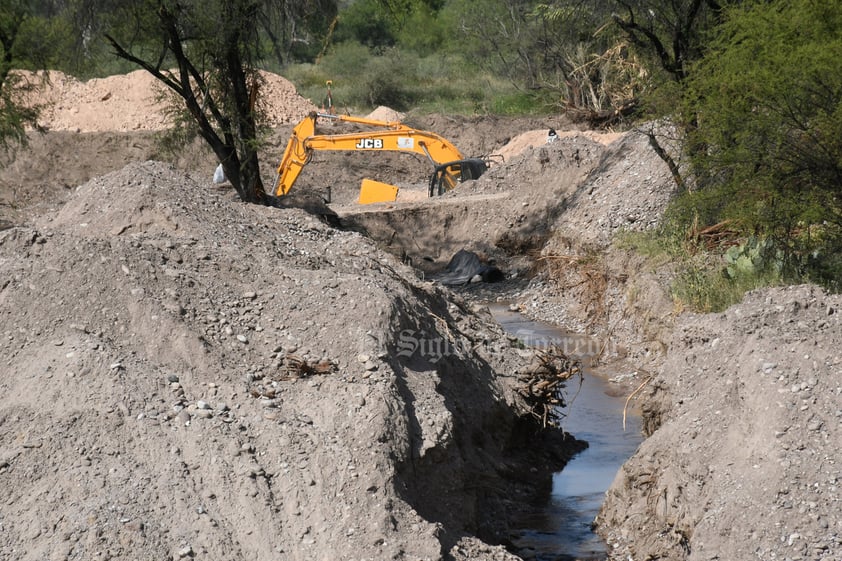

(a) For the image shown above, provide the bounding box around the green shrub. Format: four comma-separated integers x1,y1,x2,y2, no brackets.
678,0,842,292
283,42,529,115
616,227,785,314
362,51,419,110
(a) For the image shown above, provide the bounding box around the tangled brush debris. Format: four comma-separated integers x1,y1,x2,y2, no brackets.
515,346,583,428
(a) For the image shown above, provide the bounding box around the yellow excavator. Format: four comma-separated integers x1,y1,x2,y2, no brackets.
272,111,488,203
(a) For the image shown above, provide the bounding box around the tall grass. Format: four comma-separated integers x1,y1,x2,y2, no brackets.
616,229,784,314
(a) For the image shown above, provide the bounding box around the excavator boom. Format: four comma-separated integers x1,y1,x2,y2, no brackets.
273,112,482,199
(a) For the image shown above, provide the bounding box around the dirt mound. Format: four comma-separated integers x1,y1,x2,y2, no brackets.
365,106,405,122
337,133,604,269
22,69,316,132
501,129,678,356
544,129,677,248
496,129,622,163
0,160,581,561
597,284,842,561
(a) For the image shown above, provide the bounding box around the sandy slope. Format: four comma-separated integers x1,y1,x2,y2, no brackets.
20,69,317,132
0,160,583,561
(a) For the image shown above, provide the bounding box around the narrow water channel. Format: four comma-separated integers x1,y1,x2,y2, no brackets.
487,304,643,561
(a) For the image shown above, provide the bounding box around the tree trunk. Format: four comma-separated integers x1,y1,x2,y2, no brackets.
222,5,267,205
105,2,270,206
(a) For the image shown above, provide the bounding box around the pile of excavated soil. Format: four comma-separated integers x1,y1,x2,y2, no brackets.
488,129,679,368
22,70,316,132
365,106,406,122
337,130,611,264
0,160,582,561
9,69,842,561
495,128,622,163
597,284,842,561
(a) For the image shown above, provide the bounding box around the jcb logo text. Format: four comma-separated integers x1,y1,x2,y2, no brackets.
355,139,384,149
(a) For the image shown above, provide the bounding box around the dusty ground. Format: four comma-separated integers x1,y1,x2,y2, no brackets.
1,71,586,561
0,160,584,561
598,285,842,561
2,70,841,561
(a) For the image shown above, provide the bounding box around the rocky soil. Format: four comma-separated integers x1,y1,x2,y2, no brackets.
597,285,842,561
0,161,581,561
3,69,842,561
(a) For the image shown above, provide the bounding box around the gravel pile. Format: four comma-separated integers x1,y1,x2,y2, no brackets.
0,161,577,561
597,284,842,561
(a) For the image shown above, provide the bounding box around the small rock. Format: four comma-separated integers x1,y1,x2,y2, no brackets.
167,374,180,383
176,410,192,425
263,409,281,421
176,544,193,558
196,400,211,410
243,291,257,300
364,361,378,372
357,354,370,364
236,334,248,344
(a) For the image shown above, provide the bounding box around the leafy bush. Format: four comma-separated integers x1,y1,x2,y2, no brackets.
361,50,419,109
333,0,396,49
680,0,842,288
284,41,527,114
617,226,785,314
670,259,782,314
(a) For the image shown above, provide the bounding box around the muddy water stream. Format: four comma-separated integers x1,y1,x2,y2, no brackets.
488,304,643,561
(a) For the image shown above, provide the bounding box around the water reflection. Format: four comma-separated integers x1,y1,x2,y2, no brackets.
488,304,643,561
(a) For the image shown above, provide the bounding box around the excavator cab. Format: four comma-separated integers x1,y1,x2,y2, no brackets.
428,158,488,197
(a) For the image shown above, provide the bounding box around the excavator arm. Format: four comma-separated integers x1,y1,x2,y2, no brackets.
272,112,482,198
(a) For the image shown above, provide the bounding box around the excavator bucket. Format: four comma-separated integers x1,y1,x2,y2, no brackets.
359,178,399,204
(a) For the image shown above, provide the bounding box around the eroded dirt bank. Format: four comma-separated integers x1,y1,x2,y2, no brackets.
0,161,584,561
339,121,842,561
596,285,842,561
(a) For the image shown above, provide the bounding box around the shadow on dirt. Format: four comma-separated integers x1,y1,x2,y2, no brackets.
382,290,586,557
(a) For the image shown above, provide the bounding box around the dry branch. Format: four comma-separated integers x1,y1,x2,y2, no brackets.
515,346,583,428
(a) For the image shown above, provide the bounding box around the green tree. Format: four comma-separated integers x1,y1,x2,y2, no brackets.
334,0,397,49
257,0,337,65
681,0,842,280
441,0,643,117
0,0,68,149
611,0,727,83
606,0,734,188
103,0,317,204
